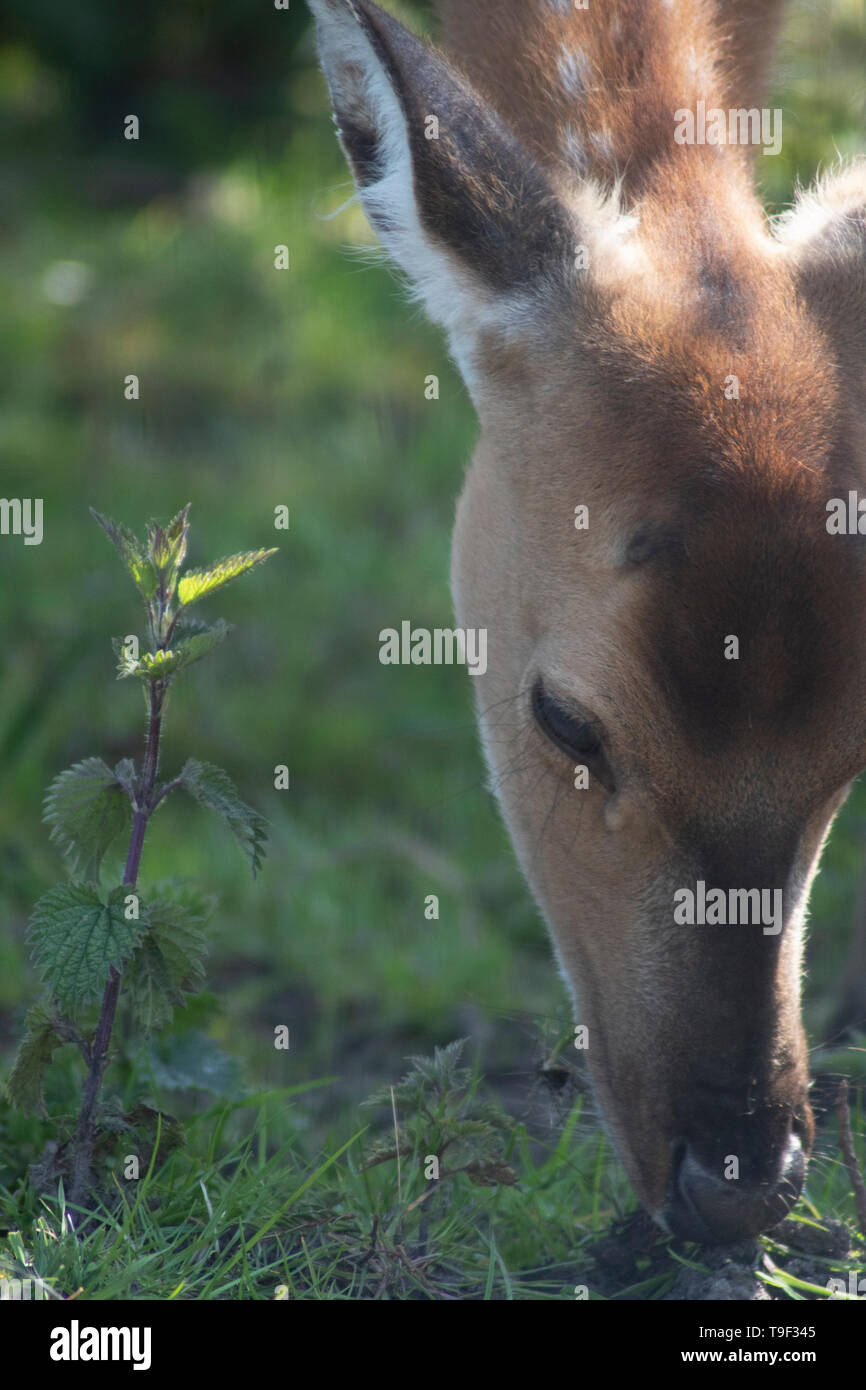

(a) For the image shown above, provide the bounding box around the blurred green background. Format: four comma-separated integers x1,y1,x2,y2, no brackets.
1,0,865,1187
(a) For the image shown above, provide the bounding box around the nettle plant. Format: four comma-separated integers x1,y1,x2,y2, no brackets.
5,505,276,1207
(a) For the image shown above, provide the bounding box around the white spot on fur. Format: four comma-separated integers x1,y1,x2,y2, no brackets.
563,123,588,176
774,194,835,247
590,128,616,163
772,160,866,253
558,45,591,100
686,45,712,86
571,180,643,277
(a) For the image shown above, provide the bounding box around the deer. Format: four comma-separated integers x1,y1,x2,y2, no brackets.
308,0,866,1244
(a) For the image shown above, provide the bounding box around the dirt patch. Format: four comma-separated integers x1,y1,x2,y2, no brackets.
587,1211,861,1300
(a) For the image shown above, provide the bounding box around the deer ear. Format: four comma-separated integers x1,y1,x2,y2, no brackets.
309,0,576,383
775,164,866,380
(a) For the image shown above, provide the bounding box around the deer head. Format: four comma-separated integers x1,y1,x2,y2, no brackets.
309,0,866,1242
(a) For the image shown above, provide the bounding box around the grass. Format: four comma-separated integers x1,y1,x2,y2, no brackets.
1,0,865,1300
1,1039,864,1300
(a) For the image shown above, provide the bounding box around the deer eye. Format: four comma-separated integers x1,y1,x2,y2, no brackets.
532,680,600,755
531,679,615,792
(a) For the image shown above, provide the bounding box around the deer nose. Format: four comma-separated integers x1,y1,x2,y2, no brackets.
665,1129,806,1243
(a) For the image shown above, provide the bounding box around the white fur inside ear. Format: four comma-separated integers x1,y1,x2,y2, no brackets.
772,161,866,253
572,179,645,279
309,0,532,404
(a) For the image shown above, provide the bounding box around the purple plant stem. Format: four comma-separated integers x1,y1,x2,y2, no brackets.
69,681,165,1208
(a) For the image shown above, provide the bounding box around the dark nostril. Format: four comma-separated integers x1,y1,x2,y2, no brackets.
666,1132,806,1244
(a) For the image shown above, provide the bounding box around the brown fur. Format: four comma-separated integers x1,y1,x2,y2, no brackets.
311,0,866,1240
436,0,785,192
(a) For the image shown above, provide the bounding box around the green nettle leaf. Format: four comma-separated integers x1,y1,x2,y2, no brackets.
18,507,278,1200
114,621,229,682
90,509,159,600
180,759,268,876
149,893,210,992
29,884,147,1012
5,1004,63,1116
177,549,278,609
43,758,133,880
363,1039,473,1109
127,888,211,1033
122,1103,186,1160
173,613,212,636
113,758,139,806
148,504,190,578
126,938,177,1034
159,622,229,672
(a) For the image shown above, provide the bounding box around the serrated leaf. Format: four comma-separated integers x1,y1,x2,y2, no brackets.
173,613,213,638
114,621,229,682
43,757,133,881
149,894,210,993
113,758,139,805
362,1038,471,1108
123,1103,186,1159
180,759,268,876
28,884,146,1011
177,548,277,608
127,887,211,1033
147,504,190,581
165,504,191,543
162,622,229,672
5,1005,62,1116
94,1093,137,1135
126,937,178,1034
90,509,159,599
